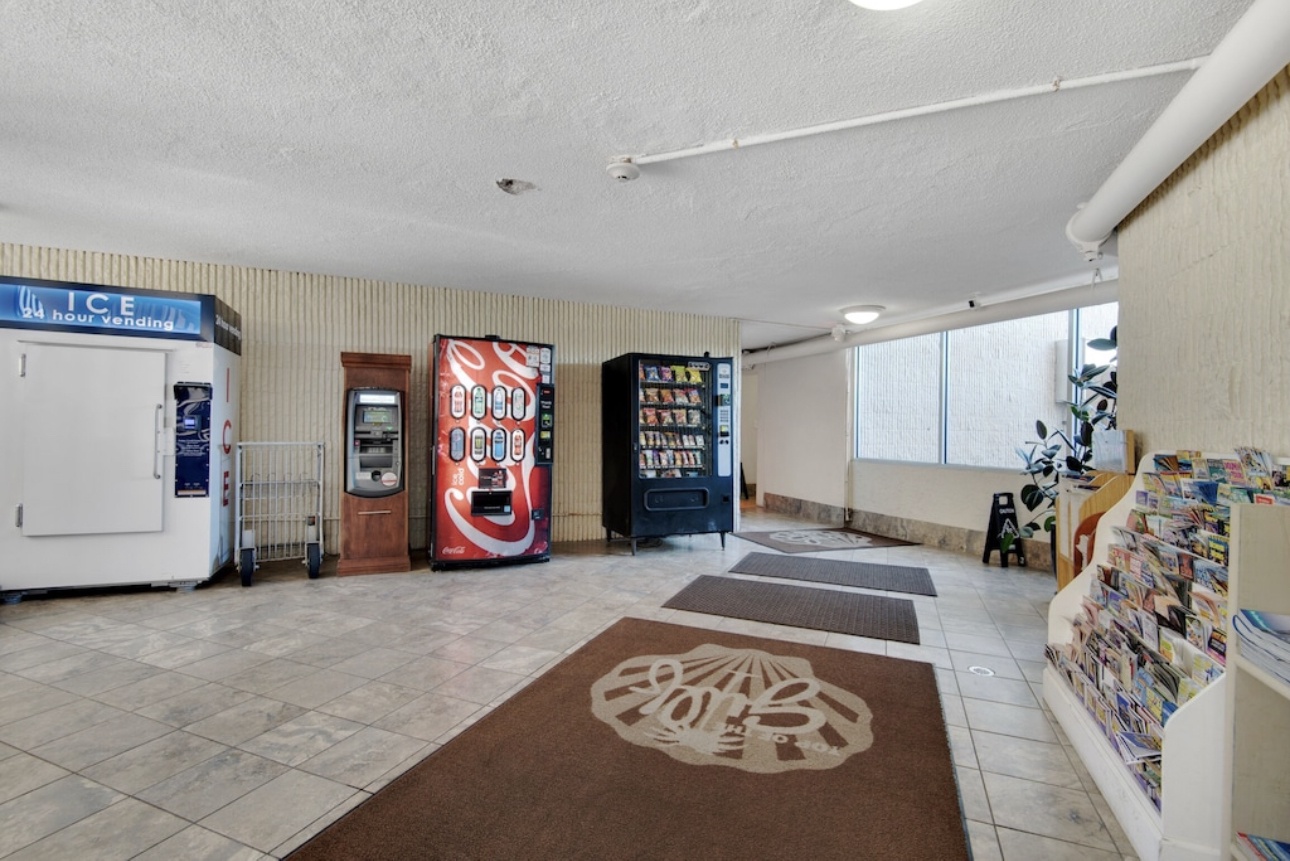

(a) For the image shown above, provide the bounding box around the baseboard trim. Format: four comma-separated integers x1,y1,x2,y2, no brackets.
762,493,846,526
847,509,1053,572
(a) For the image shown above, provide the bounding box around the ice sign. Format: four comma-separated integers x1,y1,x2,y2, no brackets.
1,280,203,337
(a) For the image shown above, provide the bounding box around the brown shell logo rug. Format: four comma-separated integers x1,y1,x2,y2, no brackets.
767,529,878,549
590,642,873,773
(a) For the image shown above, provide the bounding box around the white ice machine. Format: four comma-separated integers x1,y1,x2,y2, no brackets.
0,276,242,597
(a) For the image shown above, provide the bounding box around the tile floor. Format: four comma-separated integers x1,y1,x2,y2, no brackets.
0,508,1137,860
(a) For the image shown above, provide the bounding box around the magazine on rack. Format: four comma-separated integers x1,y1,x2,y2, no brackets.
1236,832,1290,861
1115,731,1163,763
1233,610,1290,686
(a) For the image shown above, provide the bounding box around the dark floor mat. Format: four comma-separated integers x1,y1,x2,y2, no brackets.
733,528,918,554
728,552,936,596
287,619,965,861
663,575,920,644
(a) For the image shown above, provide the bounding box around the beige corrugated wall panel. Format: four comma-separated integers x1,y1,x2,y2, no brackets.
0,243,739,550
1118,66,1289,455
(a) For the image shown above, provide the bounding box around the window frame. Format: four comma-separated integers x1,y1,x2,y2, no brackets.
852,304,1117,469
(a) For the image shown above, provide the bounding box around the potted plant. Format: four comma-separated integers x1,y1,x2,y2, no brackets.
1012,327,1119,562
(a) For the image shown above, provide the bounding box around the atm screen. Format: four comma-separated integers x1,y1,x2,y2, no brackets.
361,407,395,425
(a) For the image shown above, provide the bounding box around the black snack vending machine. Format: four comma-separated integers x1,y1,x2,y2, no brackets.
601,352,734,554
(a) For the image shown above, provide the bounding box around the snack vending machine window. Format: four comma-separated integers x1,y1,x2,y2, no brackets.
601,352,734,554
428,335,554,568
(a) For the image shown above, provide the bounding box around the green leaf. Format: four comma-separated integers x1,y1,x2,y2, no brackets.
1087,337,1117,352
1020,484,1047,510
1035,420,1048,438
1074,363,1101,380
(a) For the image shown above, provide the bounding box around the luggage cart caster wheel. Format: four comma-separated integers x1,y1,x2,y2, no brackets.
307,544,322,579
240,548,255,587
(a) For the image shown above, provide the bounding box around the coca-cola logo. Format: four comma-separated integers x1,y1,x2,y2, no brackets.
590,643,872,773
440,546,466,555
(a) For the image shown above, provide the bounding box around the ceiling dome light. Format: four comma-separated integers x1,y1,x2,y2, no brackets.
848,0,925,9
842,305,885,325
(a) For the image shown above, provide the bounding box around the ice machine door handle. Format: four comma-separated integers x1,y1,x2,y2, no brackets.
153,403,164,479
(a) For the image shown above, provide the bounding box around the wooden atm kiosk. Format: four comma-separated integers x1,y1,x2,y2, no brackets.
338,352,411,575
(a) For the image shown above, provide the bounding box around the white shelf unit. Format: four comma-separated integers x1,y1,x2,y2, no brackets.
1044,453,1235,861
1223,503,1290,859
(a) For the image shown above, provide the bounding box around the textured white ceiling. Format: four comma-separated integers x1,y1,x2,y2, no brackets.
0,1,1256,349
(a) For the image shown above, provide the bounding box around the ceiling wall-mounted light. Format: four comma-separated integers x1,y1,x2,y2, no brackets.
841,305,885,325
847,0,925,10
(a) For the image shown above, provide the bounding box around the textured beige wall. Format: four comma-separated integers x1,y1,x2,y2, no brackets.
755,350,850,509
1118,67,1289,455
0,243,739,548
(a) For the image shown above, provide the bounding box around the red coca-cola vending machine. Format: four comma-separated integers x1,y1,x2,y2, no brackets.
428,335,555,568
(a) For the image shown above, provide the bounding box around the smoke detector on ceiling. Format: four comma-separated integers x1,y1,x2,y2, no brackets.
606,160,640,182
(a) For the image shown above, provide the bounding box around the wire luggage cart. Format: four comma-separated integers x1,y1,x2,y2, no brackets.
235,442,325,586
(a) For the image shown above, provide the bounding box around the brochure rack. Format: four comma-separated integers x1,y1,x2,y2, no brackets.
1223,504,1290,857
1045,450,1286,861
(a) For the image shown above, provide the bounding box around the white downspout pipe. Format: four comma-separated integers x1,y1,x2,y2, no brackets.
1066,0,1290,260
742,278,1119,369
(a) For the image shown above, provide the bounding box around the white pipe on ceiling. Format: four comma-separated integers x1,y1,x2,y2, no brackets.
625,59,1205,166
741,279,1120,369
1066,0,1290,259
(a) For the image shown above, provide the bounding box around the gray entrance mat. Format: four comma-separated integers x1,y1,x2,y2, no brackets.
663,575,920,644
728,552,937,597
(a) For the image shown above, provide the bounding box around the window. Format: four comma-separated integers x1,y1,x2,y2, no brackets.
855,333,942,462
855,302,1117,468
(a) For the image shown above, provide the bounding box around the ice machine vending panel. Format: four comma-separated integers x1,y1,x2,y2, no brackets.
345,388,404,497
429,335,554,568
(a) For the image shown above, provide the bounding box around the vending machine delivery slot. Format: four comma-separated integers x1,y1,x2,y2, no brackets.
346,388,404,497
470,467,512,516
470,490,513,516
